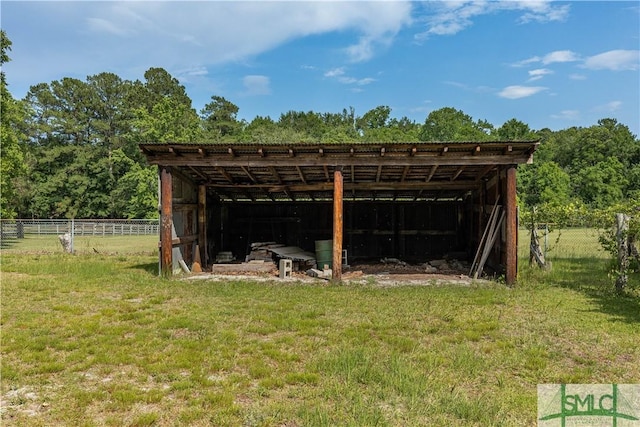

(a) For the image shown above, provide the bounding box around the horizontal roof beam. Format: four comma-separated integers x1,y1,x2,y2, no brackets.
204,181,480,192
146,154,532,167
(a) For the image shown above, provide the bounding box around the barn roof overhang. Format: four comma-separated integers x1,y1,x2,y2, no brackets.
140,141,539,202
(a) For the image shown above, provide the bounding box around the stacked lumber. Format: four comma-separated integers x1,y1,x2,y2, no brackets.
247,242,285,261
469,199,505,279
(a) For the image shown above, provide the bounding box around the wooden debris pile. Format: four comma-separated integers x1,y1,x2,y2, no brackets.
246,242,285,262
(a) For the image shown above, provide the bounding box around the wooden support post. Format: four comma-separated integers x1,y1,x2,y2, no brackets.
198,185,207,266
160,166,173,277
332,168,343,281
505,166,517,286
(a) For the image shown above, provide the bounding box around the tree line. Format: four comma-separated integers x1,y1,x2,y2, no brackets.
1,31,639,220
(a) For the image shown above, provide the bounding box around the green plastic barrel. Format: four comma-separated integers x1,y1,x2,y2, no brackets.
315,240,333,269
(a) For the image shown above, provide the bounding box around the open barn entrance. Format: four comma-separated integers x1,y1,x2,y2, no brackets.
141,141,538,285
213,201,468,264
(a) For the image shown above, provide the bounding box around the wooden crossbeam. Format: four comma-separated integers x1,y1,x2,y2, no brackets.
215,166,234,184
401,165,410,182
240,166,257,183
268,166,282,184
426,165,438,182
146,154,534,167
476,165,495,181
205,181,479,192
296,166,307,184
451,166,465,181
188,166,209,182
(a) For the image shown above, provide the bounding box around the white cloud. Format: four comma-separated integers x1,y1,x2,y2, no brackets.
593,101,623,113
174,66,209,84
569,74,587,80
551,110,580,120
583,50,639,71
324,68,346,78
242,75,271,96
512,50,580,67
511,56,542,68
528,68,553,81
519,3,570,24
78,1,414,70
415,1,569,40
325,68,375,86
498,85,547,99
542,50,580,65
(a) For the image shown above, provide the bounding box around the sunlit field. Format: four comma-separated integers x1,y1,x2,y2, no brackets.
1,231,638,426
518,227,607,260
1,234,157,256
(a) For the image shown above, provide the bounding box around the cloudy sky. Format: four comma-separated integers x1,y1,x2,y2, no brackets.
2,1,639,134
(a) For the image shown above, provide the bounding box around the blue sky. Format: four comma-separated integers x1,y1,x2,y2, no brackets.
2,1,639,135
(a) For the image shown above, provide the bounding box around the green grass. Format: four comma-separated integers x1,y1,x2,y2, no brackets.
1,234,157,255
1,235,639,426
518,227,608,260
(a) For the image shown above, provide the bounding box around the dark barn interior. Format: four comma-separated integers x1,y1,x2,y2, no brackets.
216,201,467,263
140,141,538,284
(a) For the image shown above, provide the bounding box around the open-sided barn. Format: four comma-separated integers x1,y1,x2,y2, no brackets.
140,141,538,285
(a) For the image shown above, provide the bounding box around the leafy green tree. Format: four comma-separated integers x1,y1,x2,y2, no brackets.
278,110,327,139
131,67,193,114
419,107,491,141
357,106,391,131
240,115,313,143
49,77,96,145
519,161,571,208
0,30,27,218
111,150,157,218
200,95,241,140
496,118,537,140
574,157,627,208
87,73,135,149
128,68,201,143
24,82,59,146
28,145,112,218
133,96,201,143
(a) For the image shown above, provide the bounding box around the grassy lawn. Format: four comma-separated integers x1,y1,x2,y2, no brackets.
1,236,639,426
1,234,158,255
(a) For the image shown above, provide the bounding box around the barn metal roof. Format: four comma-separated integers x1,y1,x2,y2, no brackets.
140,141,539,202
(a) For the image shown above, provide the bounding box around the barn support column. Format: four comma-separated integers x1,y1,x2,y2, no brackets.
505,165,517,286
332,168,343,281
198,185,208,266
160,166,173,277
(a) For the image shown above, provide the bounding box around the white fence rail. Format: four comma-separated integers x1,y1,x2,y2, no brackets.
0,219,159,239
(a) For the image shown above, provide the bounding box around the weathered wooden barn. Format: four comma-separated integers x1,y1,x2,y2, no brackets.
140,141,538,285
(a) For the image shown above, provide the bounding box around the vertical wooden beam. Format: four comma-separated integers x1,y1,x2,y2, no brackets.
160,166,173,277
198,185,207,265
505,165,517,286
332,168,343,281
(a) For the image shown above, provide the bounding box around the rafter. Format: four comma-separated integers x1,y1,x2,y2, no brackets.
240,166,257,183
451,166,465,181
426,165,438,182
